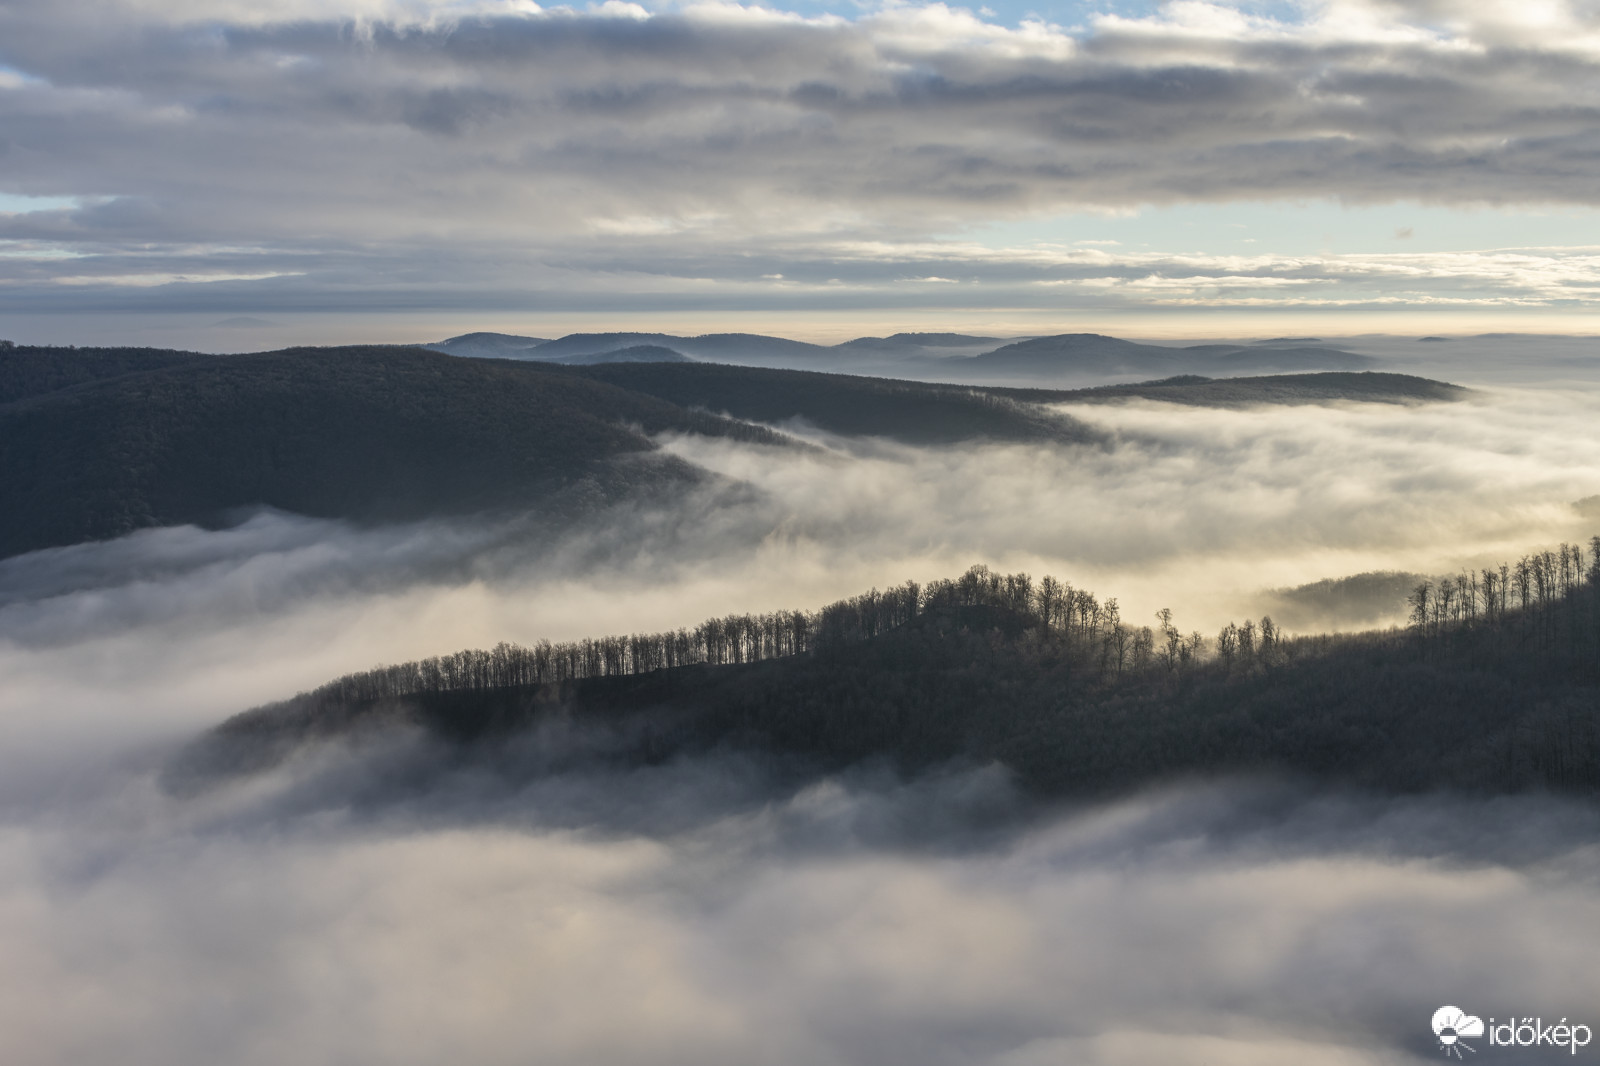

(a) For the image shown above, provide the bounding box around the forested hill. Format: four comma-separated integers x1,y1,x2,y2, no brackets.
962,334,1376,378
1000,371,1471,407
563,362,1103,445
559,364,1466,442
0,345,1473,560
0,345,785,560
174,540,1600,801
0,341,209,404
0,344,1113,558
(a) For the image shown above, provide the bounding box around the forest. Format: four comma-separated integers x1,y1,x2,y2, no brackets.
1,343,1465,561
176,536,1600,800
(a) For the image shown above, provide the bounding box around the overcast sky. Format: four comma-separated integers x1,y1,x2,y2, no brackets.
3,0,1600,346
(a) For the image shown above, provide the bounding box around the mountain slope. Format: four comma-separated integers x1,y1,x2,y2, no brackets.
173,555,1600,801
0,343,210,404
562,362,1103,445
996,371,1470,407
0,346,783,559
529,332,832,364
548,344,693,365
963,334,1376,379
423,332,551,358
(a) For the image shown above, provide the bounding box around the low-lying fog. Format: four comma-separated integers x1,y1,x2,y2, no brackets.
4,754,1600,1066
2,348,1599,1064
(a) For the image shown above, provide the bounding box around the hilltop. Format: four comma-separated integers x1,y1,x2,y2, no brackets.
172,545,1600,801
0,345,783,560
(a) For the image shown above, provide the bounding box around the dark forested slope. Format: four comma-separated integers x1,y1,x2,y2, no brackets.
962,334,1376,378
0,345,1469,560
1006,371,1471,407
0,342,209,405
0,346,784,559
564,362,1103,445
177,542,1600,800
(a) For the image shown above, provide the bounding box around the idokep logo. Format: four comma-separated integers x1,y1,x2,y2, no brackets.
1434,1007,1485,1058
1433,1006,1594,1057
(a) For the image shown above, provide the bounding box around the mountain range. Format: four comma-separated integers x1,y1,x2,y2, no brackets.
425,330,1377,382
0,343,1459,560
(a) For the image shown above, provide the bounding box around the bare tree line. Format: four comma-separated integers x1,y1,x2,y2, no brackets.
1407,538,1600,655
302,537,1599,710
306,565,1204,706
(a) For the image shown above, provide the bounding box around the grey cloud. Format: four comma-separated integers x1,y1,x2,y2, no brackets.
3,1,1600,312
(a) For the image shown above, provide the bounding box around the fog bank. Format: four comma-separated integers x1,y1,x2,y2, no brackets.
2,760,1597,1066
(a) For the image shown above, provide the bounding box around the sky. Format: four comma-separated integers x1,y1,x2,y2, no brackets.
4,0,1600,347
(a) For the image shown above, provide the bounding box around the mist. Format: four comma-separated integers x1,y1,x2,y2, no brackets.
4,748,1600,1065
4,360,1600,1064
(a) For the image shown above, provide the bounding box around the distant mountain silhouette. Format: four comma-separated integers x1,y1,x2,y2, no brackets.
568,364,1467,438
996,371,1469,407
963,334,1374,378
548,344,694,365
424,332,551,358
528,332,831,364
423,329,1379,382
563,362,1102,446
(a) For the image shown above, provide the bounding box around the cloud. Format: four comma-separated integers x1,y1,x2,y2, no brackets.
3,0,1600,314
3,758,1600,1066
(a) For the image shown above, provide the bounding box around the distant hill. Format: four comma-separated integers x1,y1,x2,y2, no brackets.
562,365,1466,445
845,333,1005,348
524,332,838,365
451,329,1017,368
548,345,693,366
423,332,550,358
996,372,1471,407
962,334,1375,379
562,362,1102,446
1259,570,1425,631
0,345,784,560
421,330,1382,382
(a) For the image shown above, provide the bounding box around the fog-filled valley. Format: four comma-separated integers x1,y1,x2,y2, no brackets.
3,333,1600,1064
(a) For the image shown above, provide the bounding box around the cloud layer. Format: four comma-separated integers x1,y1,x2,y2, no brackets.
5,758,1600,1066
4,0,1600,320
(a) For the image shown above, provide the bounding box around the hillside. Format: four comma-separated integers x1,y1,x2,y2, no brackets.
563,364,1465,443
0,345,784,560
962,334,1376,379
0,343,210,405
548,344,693,365
422,332,551,358
0,348,1470,560
997,371,1471,407
528,331,831,364
563,362,1103,446
172,545,1600,800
